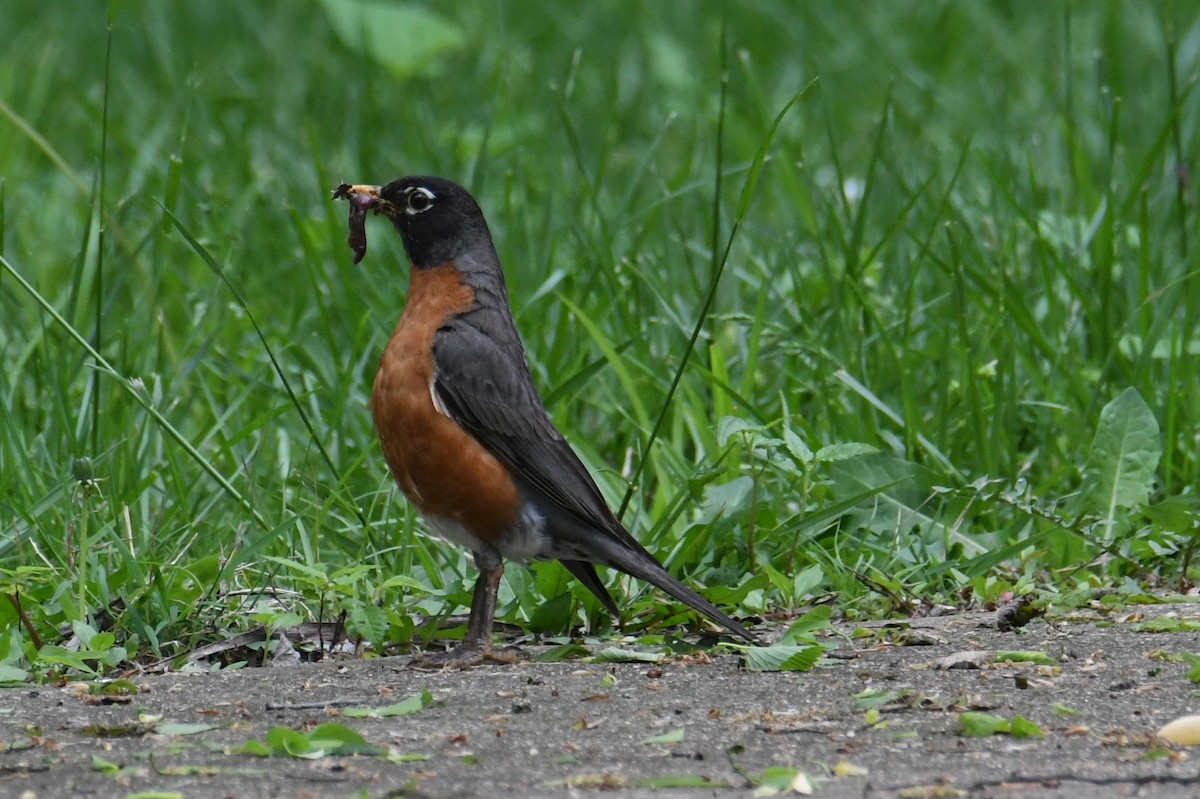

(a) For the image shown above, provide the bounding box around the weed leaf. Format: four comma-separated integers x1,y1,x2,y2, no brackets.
736,643,824,672
320,0,463,77
343,689,433,718
1082,387,1161,520
958,711,1009,737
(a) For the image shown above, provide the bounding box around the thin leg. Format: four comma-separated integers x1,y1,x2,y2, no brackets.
462,555,503,651
409,547,521,669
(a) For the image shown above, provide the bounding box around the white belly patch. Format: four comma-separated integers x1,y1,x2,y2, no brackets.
424,501,548,562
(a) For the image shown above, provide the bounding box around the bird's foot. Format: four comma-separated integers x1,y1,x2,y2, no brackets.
408,643,523,670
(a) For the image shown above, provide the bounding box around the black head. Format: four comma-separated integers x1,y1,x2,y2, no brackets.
377,176,492,269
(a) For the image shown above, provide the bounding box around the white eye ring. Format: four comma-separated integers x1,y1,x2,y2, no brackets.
405,186,435,215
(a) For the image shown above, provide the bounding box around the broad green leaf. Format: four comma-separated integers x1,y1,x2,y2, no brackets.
763,563,794,597
1081,387,1160,520
698,477,753,521
958,711,1009,737
791,565,825,600
780,605,832,644
782,428,814,465
1181,653,1200,683
262,556,329,582
236,739,272,757
348,604,388,642
37,645,96,673
992,650,1054,665
88,632,116,651
716,416,764,447
530,592,573,634
591,648,663,664
71,620,99,647
853,688,907,709
344,689,433,718
329,565,373,588
387,752,434,764
319,0,463,78
92,755,120,775
1009,715,1045,738
739,643,823,672
93,679,138,696
1141,495,1200,532
1131,618,1200,633
266,726,320,758
252,611,305,630
306,722,386,756
756,766,803,789
0,664,29,683
831,455,983,555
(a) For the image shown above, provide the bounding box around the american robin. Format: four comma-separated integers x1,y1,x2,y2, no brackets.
333,176,757,665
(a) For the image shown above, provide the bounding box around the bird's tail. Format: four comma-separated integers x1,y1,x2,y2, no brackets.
593,536,758,643
626,552,759,643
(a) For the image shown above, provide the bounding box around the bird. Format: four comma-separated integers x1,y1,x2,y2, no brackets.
332,176,757,666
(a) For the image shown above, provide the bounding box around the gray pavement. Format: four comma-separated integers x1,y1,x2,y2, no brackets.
4,605,1200,798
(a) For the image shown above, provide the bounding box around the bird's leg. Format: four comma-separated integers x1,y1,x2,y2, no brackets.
409,547,521,669
462,550,502,651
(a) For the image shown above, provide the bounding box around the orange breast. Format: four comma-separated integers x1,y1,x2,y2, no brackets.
370,262,521,543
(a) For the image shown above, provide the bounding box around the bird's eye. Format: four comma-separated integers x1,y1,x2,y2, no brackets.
405,187,435,214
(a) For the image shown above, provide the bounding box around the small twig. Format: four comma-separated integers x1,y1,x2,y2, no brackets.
264,698,362,711
6,593,43,650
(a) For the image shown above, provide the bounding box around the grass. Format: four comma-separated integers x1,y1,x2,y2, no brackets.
1,1,1198,675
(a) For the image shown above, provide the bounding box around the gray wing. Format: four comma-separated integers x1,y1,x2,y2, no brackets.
429,313,642,551
431,312,759,643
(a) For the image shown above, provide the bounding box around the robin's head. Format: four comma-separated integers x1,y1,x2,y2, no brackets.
366,176,488,269
332,176,493,269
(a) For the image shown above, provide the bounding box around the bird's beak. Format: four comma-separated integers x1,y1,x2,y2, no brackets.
332,182,396,264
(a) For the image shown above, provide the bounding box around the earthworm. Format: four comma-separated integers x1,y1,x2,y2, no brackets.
332,182,373,264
